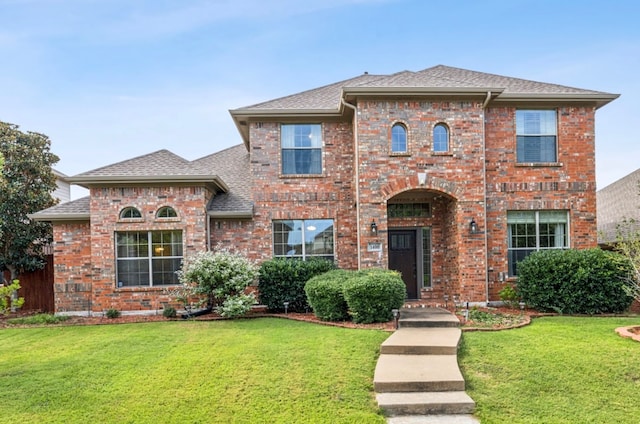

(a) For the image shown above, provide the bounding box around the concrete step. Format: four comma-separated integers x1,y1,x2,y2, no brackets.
381,328,461,355
399,308,460,328
377,391,476,416
374,354,465,393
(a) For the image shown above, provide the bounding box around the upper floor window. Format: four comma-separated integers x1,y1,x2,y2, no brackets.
119,207,142,219
156,206,177,218
391,123,407,153
516,110,557,163
115,230,183,287
507,210,568,276
281,124,322,175
273,219,334,261
433,124,449,152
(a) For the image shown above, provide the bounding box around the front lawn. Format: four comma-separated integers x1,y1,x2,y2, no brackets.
459,316,640,423
0,318,389,424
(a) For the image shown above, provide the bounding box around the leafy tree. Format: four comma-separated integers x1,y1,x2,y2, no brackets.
0,122,59,283
615,178,640,303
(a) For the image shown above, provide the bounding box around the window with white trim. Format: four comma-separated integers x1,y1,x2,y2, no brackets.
433,123,449,152
391,123,407,153
116,230,183,287
516,110,557,163
507,211,568,276
273,219,334,261
281,124,322,175
120,207,142,219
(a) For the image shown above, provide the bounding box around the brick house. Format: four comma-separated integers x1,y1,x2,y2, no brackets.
32,65,618,315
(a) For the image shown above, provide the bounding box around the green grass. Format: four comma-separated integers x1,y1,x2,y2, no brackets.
0,318,389,424
460,316,640,424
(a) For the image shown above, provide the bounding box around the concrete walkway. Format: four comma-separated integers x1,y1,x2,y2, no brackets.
374,307,479,423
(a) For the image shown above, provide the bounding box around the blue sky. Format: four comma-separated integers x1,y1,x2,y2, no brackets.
1,0,638,199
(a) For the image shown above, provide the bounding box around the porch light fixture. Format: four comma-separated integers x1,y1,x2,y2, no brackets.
370,220,378,236
469,218,478,234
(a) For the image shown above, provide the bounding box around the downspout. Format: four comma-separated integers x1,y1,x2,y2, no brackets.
481,91,491,305
341,98,361,269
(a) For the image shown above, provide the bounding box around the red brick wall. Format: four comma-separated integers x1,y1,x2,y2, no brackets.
53,185,211,314
53,222,92,313
484,106,597,298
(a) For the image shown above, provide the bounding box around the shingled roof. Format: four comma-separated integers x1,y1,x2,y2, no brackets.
29,196,90,221
230,64,619,145
192,144,253,217
597,169,640,244
31,145,252,221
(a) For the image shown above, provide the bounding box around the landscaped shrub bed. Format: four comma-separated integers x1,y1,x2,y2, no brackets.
517,248,633,314
305,268,406,324
258,258,336,312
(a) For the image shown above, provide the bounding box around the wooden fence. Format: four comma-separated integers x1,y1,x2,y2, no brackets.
2,255,55,313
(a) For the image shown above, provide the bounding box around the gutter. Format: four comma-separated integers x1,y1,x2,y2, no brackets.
341,98,361,269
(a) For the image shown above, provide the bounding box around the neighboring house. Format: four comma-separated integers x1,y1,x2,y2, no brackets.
597,168,640,246
31,65,618,315
53,169,71,203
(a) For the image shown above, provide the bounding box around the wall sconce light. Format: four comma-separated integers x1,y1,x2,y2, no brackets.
370,220,378,236
469,218,478,234
418,172,427,186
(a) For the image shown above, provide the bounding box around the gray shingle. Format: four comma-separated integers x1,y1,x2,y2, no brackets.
597,168,640,244
192,144,253,215
29,196,90,221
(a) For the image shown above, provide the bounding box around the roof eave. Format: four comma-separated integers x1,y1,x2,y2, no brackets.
207,210,254,219
67,175,229,193
494,93,620,109
28,213,90,222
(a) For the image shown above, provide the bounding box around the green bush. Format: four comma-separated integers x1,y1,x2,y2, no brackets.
343,269,406,324
105,308,121,319
517,248,633,314
499,284,519,308
258,258,336,312
7,313,70,325
305,269,350,321
162,306,177,318
178,249,258,318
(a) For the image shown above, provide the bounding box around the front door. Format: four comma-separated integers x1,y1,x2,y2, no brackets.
388,229,418,299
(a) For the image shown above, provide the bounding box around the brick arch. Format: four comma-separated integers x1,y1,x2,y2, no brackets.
380,174,461,201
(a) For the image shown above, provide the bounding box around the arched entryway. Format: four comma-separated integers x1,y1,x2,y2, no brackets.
386,189,457,300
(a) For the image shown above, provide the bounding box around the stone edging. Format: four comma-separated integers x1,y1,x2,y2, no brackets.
615,325,640,342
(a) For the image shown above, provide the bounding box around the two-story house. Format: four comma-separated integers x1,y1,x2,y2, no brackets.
32,65,618,315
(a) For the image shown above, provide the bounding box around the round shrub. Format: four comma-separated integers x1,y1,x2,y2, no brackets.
343,269,406,324
258,258,336,312
305,269,350,321
517,248,633,314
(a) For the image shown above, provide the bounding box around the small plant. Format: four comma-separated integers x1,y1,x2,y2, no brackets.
105,308,121,319
162,306,177,318
0,279,25,315
7,313,70,325
499,284,519,308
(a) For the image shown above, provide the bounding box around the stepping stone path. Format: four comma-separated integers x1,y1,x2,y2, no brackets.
374,307,479,423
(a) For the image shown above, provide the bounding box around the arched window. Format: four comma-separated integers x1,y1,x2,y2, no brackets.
433,123,449,152
391,123,407,153
119,207,142,219
156,206,177,218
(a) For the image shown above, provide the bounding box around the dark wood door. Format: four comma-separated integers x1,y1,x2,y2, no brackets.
388,230,418,299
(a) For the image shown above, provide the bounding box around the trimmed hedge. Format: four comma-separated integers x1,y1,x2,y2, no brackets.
304,269,351,321
517,248,633,314
343,269,406,324
258,258,337,312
